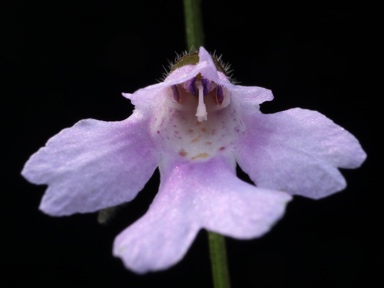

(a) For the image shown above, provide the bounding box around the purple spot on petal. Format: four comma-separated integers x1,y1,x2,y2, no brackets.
179,150,187,157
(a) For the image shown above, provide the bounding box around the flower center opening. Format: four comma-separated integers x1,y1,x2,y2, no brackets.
169,74,230,122
152,75,243,161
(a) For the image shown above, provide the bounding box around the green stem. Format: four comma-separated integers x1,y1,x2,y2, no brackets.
208,232,231,288
183,2,230,287
183,0,205,49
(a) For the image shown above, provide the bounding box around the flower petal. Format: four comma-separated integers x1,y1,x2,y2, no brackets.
235,108,367,199
113,156,291,273
22,112,159,216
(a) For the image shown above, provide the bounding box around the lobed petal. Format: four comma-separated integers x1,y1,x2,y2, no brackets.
235,108,367,199
113,156,291,273
22,112,159,216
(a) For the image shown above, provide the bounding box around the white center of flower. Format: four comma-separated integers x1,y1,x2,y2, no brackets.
195,81,207,122
152,75,244,161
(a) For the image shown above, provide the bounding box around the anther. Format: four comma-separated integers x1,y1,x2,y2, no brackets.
216,86,224,105
185,77,197,96
171,85,181,103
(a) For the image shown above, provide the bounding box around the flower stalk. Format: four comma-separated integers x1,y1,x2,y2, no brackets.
183,1,231,287
208,232,231,288
183,0,205,50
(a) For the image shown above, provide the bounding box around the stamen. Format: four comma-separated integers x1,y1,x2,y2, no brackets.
201,78,209,96
185,77,197,96
195,81,208,122
171,85,180,103
216,86,224,105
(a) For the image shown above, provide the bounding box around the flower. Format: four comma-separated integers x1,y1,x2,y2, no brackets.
22,47,366,274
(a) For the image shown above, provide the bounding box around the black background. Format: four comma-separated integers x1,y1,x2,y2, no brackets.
3,1,381,287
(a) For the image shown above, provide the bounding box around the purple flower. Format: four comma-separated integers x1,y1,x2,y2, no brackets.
22,47,366,273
